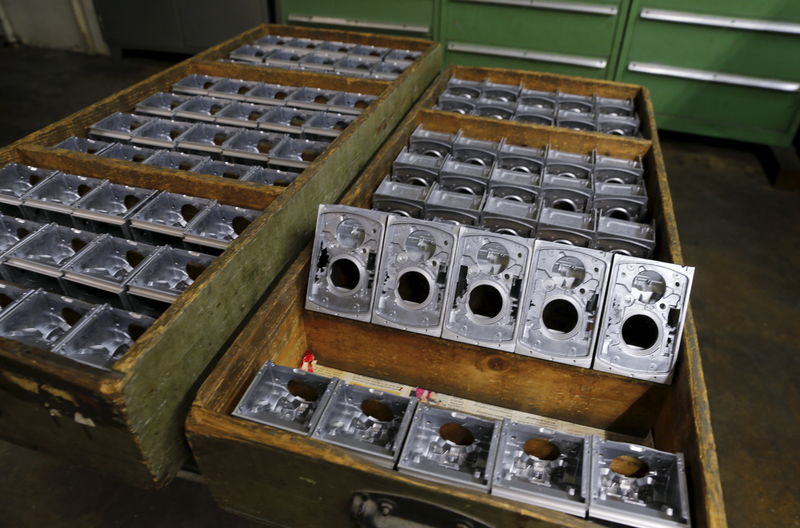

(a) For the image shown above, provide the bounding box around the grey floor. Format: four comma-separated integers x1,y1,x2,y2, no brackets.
0,47,797,528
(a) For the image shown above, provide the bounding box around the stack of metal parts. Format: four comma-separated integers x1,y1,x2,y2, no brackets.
435,77,641,137
52,73,376,179
234,361,691,527
0,162,260,255
307,205,694,384
225,34,422,80
372,127,655,258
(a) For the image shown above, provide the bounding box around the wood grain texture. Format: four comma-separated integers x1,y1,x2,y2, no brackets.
187,68,726,526
0,24,442,488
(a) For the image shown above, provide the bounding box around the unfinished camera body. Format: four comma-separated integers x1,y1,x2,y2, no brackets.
233,361,338,435
306,205,388,322
372,216,458,336
442,228,532,352
398,404,500,492
311,383,417,468
589,438,690,528
593,256,694,384
491,420,591,517
0,289,94,351
516,241,612,368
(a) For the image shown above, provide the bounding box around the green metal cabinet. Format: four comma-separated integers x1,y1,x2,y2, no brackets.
614,0,800,146
277,0,440,39
440,0,630,80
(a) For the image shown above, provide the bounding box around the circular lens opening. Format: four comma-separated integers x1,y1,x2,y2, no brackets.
287,379,318,402
439,423,474,446
468,284,504,321
360,399,394,422
523,438,561,460
329,258,360,291
397,270,430,306
610,455,649,478
621,314,660,350
552,199,577,212
541,299,579,335
607,208,631,221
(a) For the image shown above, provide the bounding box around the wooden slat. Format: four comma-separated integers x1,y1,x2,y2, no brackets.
16,145,281,211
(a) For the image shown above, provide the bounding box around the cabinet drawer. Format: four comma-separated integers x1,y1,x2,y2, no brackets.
624,7,800,81
446,46,610,79
619,65,800,145
444,0,623,60
280,0,436,38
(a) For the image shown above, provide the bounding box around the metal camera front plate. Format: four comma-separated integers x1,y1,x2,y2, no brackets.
594,181,648,222
130,119,193,148
98,143,157,163
230,44,269,63
327,92,375,115
545,149,593,180
223,127,283,163
541,173,593,213
480,194,539,238
53,305,155,370
519,88,557,111
491,420,591,516
184,203,260,250
439,157,491,195
233,361,338,435
391,147,444,187
4,223,99,277
589,438,690,528
593,216,656,258
284,86,341,111
443,77,484,100
0,289,95,350
595,96,636,117
434,94,476,115
175,123,239,155
242,167,299,186
475,99,516,120
191,159,252,180
0,163,57,207
516,241,612,367
597,114,641,137
173,96,230,123
372,216,459,336
62,235,158,294
487,166,541,204
306,205,388,322
143,151,209,172
207,78,261,101
442,227,532,352
593,256,694,384
22,172,104,221
451,133,499,167
129,191,214,238
557,111,597,133
214,101,268,129
53,136,111,154
297,51,340,72
127,247,215,304
88,112,153,141
304,112,355,139
594,154,645,185
424,184,484,226
481,80,520,103
370,60,409,80
256,106,317,135
71,182,158,234
398,404,500,492
268,138,328,169
408,126,453,159
497,143,545,173
172,74,223,95
311,383,418,467
372,176,431,218
0,281,32,316
245,83,296,106
0,214,44,255
537,207,596,247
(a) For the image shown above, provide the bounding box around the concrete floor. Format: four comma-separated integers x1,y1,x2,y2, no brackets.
0,47,797,528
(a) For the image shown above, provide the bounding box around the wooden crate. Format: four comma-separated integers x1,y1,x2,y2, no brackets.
187,75,727,527
0,24,442,488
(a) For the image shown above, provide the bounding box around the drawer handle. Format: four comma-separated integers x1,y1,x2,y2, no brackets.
453,0,617,16
640,8,800,35
287,14,430,35
628,62,800,93
448,41,607,69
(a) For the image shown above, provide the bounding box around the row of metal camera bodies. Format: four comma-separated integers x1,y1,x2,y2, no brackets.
234,361,691,527
306,205,694,384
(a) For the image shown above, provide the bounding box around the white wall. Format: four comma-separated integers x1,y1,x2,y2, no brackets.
0,0,109,54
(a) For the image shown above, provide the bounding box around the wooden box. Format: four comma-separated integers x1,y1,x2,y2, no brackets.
187,74,727,527
0,24,441,488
